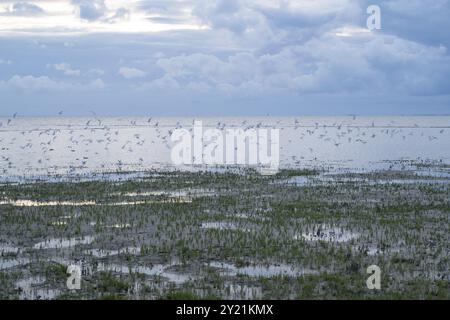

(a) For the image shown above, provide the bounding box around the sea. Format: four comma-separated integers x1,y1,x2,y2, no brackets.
0,116,449,182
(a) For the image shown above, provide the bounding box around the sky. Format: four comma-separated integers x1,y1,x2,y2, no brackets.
0,0,449,116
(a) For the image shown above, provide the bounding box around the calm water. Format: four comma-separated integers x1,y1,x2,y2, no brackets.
0,116,449,181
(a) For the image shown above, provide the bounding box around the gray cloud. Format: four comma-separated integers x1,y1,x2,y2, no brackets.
376,0,450,48
106,7,130,23
70,1,131,24
2,2,45,16
193,0,265,33
137,0,196,26
137,0,195,15
1,0,450,115
71,0,107,21
151,32,450,96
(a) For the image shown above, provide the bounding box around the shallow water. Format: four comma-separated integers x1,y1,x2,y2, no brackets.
0,199,96,207
0,243,21,255
33,236,95,250
201,222,250,232
84,247,141,258
1,116,449,181
0,198,182,207
0,258,29,270
414,170,450,178
282,176,311,186
209,261,316,277
321,177,449,186
97,262,192,284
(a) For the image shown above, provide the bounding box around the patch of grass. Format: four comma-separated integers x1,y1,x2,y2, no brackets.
97,272,129,294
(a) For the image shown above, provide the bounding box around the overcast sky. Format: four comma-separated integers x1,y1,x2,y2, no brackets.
0,0,449,116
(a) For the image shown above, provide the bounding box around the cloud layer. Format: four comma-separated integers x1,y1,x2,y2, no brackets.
0,0,449,115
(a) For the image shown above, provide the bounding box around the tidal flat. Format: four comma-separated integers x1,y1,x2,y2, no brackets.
0,165,449,300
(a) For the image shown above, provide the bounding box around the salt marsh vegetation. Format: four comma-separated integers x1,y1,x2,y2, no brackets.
0,164,448,300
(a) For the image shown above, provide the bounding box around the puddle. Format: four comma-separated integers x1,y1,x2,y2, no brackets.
85,249,119,258
123,188,215,197
47,258,191,284
0,199,96,207
201,222,250,232
106,223,132,229
60,214,78,219
33,236,95,249
16,276,46,288
105,199,191,205
122,191,180,197
353,245,402,256
317,176,449,185
158,272,192,285
84,247,141,258
97,262,192,284
119,188,216,203
49,221,68,226
259,167,280,176
0,258,30,270
283,176,310,186
376,179,450,185
0,198,185,207
295,226,359,243
97,263,164,275
209,261,316,277
414,170,450,179
0,243,22,255
104,201,148,206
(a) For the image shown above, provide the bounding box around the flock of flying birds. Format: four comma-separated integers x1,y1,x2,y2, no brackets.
0,112,447,175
